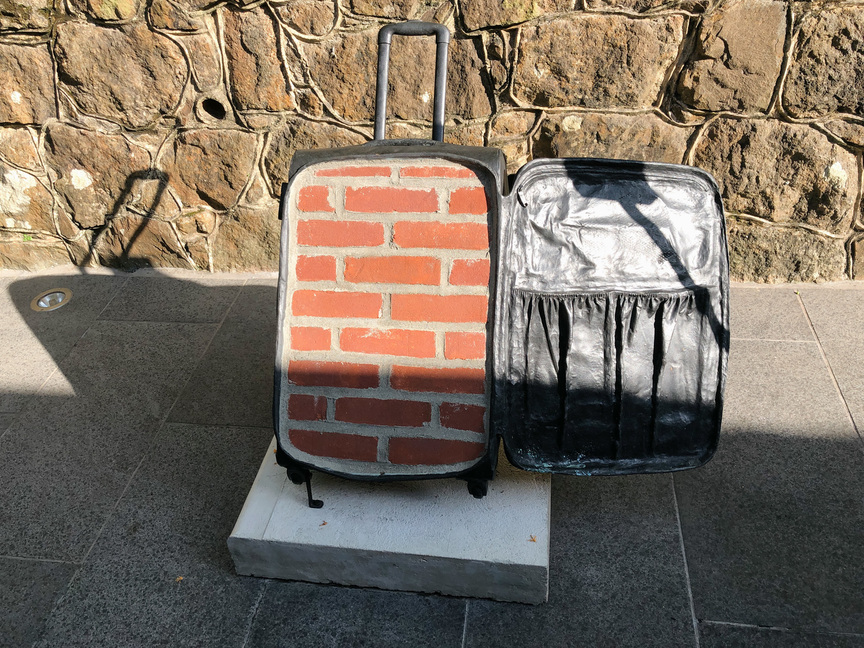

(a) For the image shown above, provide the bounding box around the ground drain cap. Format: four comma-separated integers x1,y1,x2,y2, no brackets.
30,288,72,312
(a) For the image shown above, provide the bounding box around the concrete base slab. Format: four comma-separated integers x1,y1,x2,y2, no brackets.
228,439,551,604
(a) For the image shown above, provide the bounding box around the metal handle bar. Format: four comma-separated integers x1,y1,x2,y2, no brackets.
374,21,450,142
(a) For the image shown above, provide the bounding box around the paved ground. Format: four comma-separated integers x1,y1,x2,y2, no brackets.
0,266,862,648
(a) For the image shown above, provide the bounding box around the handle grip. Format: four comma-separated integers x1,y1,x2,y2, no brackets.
374,21,450,142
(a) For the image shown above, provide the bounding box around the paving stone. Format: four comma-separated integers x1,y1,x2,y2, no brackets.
0,558,77,648
169,279,276,428
246,581,466,648
98,273,244,323
730,285,813,341
797,286,864,434
676,340,864,633
465,473,696,648
700,623,864,647
0,273,125,412
35,423,269,647
0,321,215,560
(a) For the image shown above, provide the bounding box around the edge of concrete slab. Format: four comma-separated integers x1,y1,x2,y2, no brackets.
229,440,551,604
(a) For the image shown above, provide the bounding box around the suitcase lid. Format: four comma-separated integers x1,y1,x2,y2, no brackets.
492,157,730,475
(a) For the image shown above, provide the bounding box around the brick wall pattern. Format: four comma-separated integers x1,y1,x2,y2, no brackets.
276,157,494,477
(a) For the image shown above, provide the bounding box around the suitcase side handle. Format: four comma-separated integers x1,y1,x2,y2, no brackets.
374,21,450,142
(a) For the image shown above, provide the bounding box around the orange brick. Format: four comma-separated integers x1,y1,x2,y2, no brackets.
388,437,485,465
289,429,378,462
391,365,485,394
288,360,379,389
290,327,331,351
292,291,382,318
288,394,328,421
449,187,487,215
439,402,486,434
296,256,336,282
316,166,391,177
297,220,384,247
449,258,490,286
400,166,475,179
344,256,440,286
340,328,436,358
394,221,488,250
297,186,334,212
392,294,487,323
346,187,437,213
445,332,486,360
335,397,431,427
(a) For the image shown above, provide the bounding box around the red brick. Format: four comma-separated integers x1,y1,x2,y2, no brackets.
289,429,378,462
391,365,485,394
296,255,336,282
449,187,487,215
297,220,384,247
316,166,391,177
335,397,431,427
340,328,435,358
291,327,331,351
392,294,487,323
292,291,382,318
400,166,475,179
288,394,328,421
344,256,440,286
445,332,486,360
394,222,488,250
439,402,486,433
288,360,379,389
388,437,485,465
297,186,334,212
449,258,490,286
346,187,437,213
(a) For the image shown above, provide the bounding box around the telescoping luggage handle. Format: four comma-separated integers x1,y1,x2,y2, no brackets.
374,21,450,142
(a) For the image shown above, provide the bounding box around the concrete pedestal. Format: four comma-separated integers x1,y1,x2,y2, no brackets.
228,439,551,604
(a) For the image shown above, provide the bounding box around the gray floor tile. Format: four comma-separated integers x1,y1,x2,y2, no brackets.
0,558,77,648
0,321,216,561
246,581,466,648
36,423,270,648
0,413,14,437
169,281,277,428
0,273,125,411
798,287,864,434
700,623,864,647
730,285,813,341
98,275,245,323
465,473,696,648
676,340,864,634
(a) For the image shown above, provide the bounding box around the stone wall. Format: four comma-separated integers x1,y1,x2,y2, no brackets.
0,0,861,281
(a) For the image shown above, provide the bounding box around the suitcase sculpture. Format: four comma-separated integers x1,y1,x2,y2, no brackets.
274,21,729,507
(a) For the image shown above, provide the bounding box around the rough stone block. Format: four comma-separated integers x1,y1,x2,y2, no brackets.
535,112,691,163
223,7,294,112
45,123,151,230
784,9,864,118
273,0,336,36
54,22,186,129
0,43,55,125
727,219,847,283
677,0,786,112
694,119,857,234
302,30,491,122
460,0,572,31
160,129,258,211
0,163,53,233
513,14,684,109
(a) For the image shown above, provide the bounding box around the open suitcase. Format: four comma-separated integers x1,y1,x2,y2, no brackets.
274,21,729,506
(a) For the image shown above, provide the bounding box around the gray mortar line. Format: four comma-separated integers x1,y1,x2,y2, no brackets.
766,2,796,119
700,619,864,638
796,292,864,450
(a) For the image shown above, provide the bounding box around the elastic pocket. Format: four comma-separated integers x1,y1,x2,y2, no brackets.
506,289,717,472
